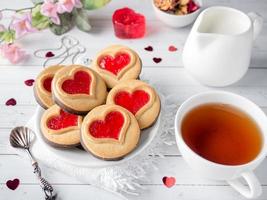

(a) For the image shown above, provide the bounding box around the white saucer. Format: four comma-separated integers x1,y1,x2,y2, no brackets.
34,104,161,168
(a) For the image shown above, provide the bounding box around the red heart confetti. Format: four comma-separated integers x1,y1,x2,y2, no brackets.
24,79,35,86
153,57,162,63
144,46,153,51
162,176,176,188
45,51,55,58
5,98,17,106
6,178,20,190
168,45,177,52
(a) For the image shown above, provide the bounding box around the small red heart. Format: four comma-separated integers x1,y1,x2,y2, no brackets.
89,111,124,140
47,109,79,130
5,98,17,106
45,51,55,58
168,45,177,52
144,46,153,51
114,90,150,114
98,52,131,75
62,71,92,95
153,57,162,63
6,179,20,190
24,79,35,86
162,176,176,188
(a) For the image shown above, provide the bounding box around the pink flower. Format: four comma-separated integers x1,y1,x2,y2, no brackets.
41,0,60,25
11,12,36,38
57,0,82,13
0,24,5,32
0,43,26,64
0,11,2,20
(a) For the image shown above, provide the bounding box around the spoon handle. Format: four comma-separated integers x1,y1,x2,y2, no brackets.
32,162,56,200
26,149,56,200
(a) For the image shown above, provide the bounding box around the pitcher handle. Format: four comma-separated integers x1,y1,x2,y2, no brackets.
248,12,263,40
227,171,262,199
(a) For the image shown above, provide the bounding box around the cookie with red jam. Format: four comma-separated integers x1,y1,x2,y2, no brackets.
106,80,160,129
52,65,107,115
40,105,83,148
91,45,142,88
34,65,64,109
81,105,140,160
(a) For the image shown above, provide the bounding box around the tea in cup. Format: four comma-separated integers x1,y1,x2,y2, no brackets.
175,91,267,198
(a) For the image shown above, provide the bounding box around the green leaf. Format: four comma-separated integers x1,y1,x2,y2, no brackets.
0,30,16,43
74,9,91,32
81,0,111,10
49,13,73,35
31,5,50,30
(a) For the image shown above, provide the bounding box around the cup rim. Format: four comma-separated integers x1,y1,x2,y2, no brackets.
175,91,267,169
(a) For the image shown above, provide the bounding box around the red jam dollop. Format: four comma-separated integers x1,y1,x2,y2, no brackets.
112,7,146,39
47,109,78,130
98,52,130,75
62,71,91,95
89,111,124,140
114,90,150,115
43,77,53,92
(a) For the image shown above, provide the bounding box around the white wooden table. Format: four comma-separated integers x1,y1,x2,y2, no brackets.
1,0,267,199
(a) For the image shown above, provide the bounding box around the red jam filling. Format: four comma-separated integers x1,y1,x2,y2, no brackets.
114,90,150,115
98,52,131,75
47,109,78,130
43,77,53,92
62,71,91,94
89,111,124,140
112,7,146,39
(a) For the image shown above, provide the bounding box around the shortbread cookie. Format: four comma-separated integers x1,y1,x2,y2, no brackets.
81,105,140,160
34,65,64,109
107,80,160,129
91,45,142,88
52,65,107,115
40,105,83,148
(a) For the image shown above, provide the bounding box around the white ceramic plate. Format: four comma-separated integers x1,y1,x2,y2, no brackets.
34,103,161,168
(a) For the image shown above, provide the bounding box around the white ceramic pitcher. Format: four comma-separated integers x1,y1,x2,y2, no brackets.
182,7,263,87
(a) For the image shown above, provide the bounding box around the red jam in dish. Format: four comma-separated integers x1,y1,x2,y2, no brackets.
112,7,146,39
114,90,150,115
43,77,53,92
98,52,131,75
89,111,124,140
47,109,78,130
62,71,91,94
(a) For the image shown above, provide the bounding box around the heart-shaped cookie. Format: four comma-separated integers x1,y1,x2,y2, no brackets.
62,70,92,95
107,80,161,129
98,52,131,75
52,65,107,115
34,65,64,109
40,105,83,148
81,105,140,160
114,90,150,114
92,45,142,88
89,111,125,140
47,109,79,130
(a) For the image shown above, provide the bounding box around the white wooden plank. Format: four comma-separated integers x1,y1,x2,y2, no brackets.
0,155,267,185
1,184,267,200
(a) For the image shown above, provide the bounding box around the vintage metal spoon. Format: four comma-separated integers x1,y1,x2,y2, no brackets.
10,126,56,200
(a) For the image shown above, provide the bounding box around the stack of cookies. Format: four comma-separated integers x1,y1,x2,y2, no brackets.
34,45,161,160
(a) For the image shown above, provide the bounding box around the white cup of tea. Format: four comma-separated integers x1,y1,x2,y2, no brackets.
175,91,267,199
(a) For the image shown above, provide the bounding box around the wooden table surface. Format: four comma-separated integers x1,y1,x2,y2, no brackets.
1,0,267,199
